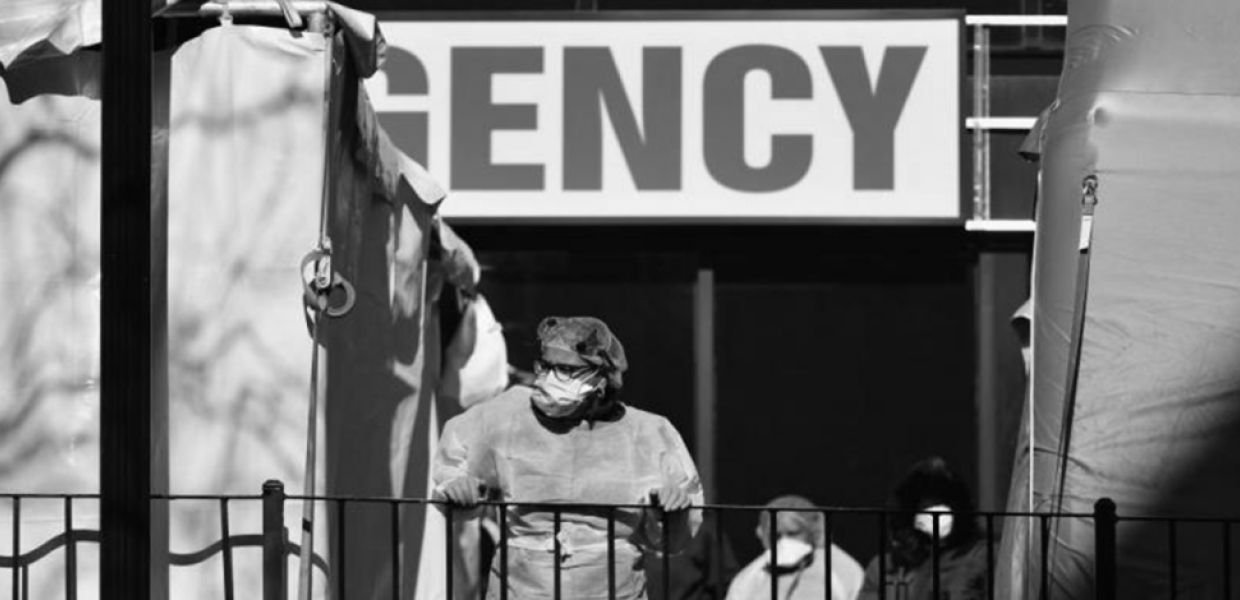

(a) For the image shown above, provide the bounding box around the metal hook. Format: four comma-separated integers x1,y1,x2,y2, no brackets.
1082,174,1099,210
1079,174,1099,250
324,274,355,318
300,249,355,318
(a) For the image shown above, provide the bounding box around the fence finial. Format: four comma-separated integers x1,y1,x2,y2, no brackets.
263,481,287,600
1094,497,1118,600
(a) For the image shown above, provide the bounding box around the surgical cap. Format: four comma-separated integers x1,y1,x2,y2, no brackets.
537,316,628,389
757,495,824,545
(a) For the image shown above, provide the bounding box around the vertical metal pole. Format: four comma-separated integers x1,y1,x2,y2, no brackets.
554,511,562,600
221,499,235,600
823,512,833,600
445,505,454,600
100,0,153,598
12,497,20,600
713,510,724,598
607,510,616,600
335,501,346,600
1040,515,1051,600
971,23,992,220
299,18,333,600
975,253,999,511
1168,521,1178,600
149,26,173,600
499,505,509,600
932,514,941,598
769,509,779,600
390,503,400,600
1223,521,1232,600
878,513,887,600
986,514,995,600
694,268,717,503
66,498,77,600
263,481,288,600
1094,499,1117,600
662,511,671,600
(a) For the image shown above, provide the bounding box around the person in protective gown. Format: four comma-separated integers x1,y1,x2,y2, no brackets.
433,316,704,600
726,495,865,600
857,457,987,600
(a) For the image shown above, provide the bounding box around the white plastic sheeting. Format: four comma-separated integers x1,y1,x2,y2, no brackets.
1,4,502,597
999,2,1240,598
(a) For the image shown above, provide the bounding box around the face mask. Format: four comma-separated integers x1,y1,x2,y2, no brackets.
766,537,814,568
914,504,954,540
532,372,601,418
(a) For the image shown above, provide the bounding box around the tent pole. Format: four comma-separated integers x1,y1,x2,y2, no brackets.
100,0,155,598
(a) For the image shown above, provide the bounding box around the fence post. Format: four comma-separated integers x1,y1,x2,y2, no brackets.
1094,497,1117,600
264,480,287,600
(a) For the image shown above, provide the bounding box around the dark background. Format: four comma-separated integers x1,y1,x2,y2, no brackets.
463,226,999,563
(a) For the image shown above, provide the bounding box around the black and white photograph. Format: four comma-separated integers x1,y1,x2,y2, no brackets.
2,0,1239,598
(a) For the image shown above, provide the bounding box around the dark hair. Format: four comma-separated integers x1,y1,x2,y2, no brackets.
887,457,982,566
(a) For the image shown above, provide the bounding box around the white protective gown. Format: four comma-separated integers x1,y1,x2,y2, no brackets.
726,546,866,600
433,386,704,600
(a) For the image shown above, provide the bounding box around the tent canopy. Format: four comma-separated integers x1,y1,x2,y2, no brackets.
1001,1,1240,598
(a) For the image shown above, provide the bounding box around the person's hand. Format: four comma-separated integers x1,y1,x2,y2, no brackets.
650,484,693,512
441,477,484,508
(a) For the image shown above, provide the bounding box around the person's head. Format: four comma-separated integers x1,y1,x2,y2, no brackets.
531,316,627,418
887,457,980,566
755,495,822,569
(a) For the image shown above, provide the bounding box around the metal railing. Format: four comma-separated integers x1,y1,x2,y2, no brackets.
965,14,1067,233
13,482,1222,600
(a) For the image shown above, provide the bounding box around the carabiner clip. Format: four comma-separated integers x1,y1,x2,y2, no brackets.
301,247,355,318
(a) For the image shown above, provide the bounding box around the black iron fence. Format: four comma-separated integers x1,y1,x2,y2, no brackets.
3,484,1235,599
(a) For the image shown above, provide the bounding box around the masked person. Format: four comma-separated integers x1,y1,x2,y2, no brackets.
726,496,865,600
433,316,704,600
858,457,988,600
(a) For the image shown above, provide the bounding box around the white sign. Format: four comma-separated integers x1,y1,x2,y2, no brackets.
368,14,962,222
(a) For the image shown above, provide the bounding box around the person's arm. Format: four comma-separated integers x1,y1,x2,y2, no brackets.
724,559,761,600
643,417,705,554
432,405,497,511
829,545,867,600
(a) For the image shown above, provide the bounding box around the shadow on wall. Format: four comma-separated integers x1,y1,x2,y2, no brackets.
0,93,102,493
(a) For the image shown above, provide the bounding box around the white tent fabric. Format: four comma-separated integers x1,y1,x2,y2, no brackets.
0,80,103,600
0,2,502,597
999,2,1240,598
0,0,99,68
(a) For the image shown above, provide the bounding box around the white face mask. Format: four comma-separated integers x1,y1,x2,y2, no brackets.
914,504,954,540
533,373,601,417
766,537,814,568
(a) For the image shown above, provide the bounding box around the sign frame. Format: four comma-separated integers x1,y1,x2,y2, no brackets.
372,9,968,226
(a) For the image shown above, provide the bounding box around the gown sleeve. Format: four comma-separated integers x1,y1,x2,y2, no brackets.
724,558,763,600
637,416,705,553
432,401,499,498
